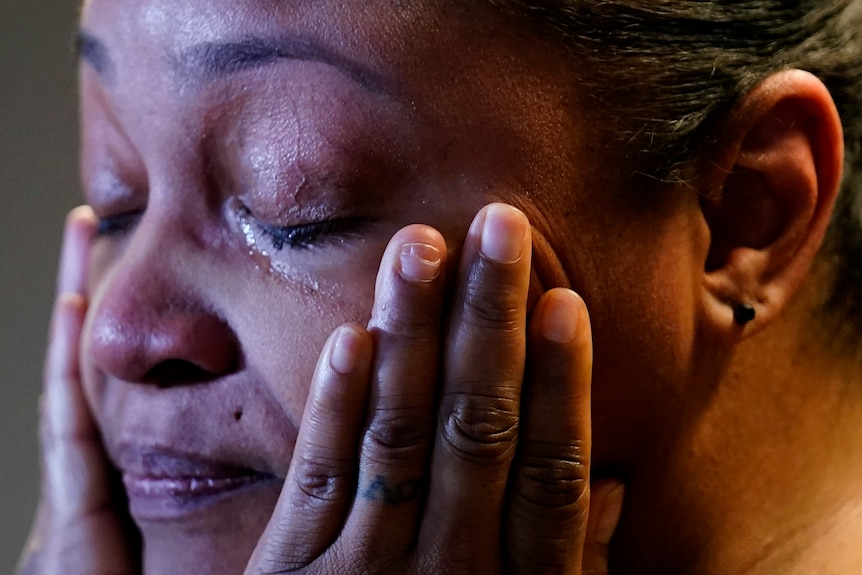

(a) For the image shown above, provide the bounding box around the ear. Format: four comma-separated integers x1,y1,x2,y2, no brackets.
696,69,844,338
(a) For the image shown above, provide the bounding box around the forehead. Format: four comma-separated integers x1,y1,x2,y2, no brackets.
79,0,497,80
80,1,588,154
78,0,585,131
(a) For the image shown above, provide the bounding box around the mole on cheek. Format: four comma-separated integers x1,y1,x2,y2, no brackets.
233,408,244,422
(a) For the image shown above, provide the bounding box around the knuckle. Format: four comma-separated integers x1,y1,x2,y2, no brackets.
359,551,408,575
375,305,439,341
461,280,522,333
319,550,371,575
514,443,590,510
439,391,520,465
506,549,570,575
416,547,476,575
258,546,308,574
292,454,353,505
363,407,432,463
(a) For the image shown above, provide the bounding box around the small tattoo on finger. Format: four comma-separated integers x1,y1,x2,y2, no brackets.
361,474,425,504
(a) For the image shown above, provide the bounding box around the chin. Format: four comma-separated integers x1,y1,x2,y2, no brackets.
137,478,282,574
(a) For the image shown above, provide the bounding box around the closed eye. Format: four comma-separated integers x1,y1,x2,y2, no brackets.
258,218,369,251
95,210,144,237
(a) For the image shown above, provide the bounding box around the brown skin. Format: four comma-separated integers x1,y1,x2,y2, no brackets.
26,1,627,574
22,205,623,575
609,71,862,574
18,0,862,573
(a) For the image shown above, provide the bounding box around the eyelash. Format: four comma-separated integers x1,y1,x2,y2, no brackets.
257,218,367,251
95,210,143,237
94,206,367,251
237,205,369,252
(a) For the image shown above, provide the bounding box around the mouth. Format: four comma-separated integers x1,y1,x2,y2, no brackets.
117,446,281,523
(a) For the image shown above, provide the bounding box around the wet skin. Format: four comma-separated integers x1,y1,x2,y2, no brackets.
76,0,701,572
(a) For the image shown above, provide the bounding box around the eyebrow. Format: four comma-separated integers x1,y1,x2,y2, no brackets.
173,36,385,92
76,29,386,93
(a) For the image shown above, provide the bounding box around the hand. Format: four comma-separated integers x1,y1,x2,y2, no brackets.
16,207,140,575
246,204,624,574
18,204,623,575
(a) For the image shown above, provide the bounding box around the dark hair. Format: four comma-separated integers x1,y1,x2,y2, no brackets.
496,0,862,344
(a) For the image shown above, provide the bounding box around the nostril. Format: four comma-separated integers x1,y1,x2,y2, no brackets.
86,223,242,387
88,282,241,386
143,359,227,388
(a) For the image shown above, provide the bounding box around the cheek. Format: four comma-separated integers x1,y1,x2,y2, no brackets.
78,220,386,482
231,243,383,429
583,236,703,470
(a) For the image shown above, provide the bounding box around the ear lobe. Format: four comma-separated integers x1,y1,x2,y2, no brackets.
698,69,844,337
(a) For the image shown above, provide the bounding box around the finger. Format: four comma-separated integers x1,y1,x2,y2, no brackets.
338,225,447,558
16,500,48,575
39,211,139,575
246,324,373,574
505,288,593,574
42,296,137,574
42,208,95,469
419,204,532,568
56,206,96,296
582,480,624,575
20,207,96,575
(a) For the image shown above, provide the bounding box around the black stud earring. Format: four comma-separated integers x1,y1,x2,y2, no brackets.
733,303,756,326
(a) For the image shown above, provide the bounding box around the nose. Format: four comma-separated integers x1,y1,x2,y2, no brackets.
87,225,240,387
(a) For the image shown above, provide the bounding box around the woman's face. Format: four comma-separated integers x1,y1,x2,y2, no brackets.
79,0,700,571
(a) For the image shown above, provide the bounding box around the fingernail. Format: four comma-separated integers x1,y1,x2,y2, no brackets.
330,326,362,375
480,204,528,264
399,242,442,283
541,290,580,343
596,484,625,546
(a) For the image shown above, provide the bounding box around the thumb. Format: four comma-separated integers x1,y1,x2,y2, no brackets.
582,479,624,575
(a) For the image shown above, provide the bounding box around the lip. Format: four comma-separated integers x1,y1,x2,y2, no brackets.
116,445,281,522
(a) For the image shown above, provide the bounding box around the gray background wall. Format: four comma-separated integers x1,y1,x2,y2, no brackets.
1,1,82,571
